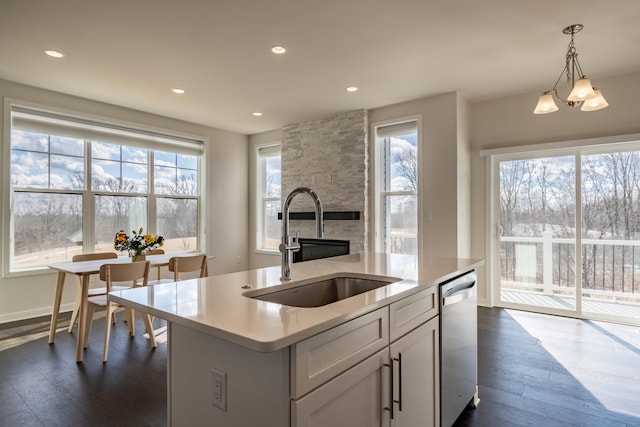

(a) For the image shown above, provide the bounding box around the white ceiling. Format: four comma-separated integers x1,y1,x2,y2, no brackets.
1,0,639,135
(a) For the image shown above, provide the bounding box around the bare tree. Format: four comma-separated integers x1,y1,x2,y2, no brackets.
393,148,417,191
499,160,529,235
156,174,198,250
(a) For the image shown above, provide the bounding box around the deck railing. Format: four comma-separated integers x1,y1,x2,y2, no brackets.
500,231,640,300
389,232,417,255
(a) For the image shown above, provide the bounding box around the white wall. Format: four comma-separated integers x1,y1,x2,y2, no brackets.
456,93,471,259
469,70,640,306
0,78,249,323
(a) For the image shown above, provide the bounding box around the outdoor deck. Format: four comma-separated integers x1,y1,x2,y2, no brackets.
501,289,640,322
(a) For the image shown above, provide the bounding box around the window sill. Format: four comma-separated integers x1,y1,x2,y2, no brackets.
255,249,280,256
3,265,55,279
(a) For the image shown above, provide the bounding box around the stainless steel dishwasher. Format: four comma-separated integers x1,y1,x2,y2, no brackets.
439,270,479,427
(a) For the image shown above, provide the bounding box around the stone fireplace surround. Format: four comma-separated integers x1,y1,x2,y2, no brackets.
281,109,368,254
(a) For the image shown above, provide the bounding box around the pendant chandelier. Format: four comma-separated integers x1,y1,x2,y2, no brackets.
533,24,609,114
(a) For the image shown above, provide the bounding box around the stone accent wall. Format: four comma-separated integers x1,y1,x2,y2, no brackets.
281,110,368,253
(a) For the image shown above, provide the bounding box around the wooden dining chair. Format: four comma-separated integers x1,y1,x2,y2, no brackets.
145,248,165,281
83,261,157,362
169,254,208,281
147,254,208,285
68,252,124,333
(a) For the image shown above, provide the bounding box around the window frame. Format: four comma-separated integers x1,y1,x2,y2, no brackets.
372,116,420,255
3,99,207,277
255,142,281,253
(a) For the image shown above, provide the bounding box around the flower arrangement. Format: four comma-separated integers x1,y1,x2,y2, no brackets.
114,227,164,256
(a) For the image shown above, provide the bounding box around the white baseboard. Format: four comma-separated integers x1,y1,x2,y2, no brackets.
477,297,491,307
0,302,74,325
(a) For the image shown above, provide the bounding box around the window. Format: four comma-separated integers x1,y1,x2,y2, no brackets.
6,103,204,272
374,120,418,254
257,144,281,252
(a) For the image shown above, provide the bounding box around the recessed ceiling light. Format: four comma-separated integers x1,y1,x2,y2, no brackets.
253,112,263,117
271,46,286,54
172,88,185,94
44,49,64,58
346,86,358,92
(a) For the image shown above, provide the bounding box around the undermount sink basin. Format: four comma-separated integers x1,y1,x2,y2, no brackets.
247,274,400,308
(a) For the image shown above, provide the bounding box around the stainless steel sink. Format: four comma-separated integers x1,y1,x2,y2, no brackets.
247,275,400,307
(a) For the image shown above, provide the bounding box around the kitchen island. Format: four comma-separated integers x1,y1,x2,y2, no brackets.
110,253,483,427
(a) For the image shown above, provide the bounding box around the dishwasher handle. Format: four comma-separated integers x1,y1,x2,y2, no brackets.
442,279,475,306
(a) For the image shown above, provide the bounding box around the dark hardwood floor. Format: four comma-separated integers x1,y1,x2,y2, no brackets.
1,307,639,426
454,308,640,427
0,312,168,426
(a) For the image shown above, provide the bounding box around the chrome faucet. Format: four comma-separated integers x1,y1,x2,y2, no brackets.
280,187,324,280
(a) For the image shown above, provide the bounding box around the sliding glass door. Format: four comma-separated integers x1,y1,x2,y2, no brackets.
498,155,578,313
581,151,640,321
494,146,640,325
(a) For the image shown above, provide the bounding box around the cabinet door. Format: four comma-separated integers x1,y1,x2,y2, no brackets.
389,316,439,427
292,348,390,427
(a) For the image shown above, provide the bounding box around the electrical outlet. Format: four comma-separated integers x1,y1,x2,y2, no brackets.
211,368,227,411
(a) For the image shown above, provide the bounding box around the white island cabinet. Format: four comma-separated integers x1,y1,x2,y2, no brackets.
169,286,439,427
293,287,439,427
109,253,482,427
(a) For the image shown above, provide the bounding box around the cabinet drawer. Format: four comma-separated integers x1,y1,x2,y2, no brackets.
389,286,438,342
291,307,389,398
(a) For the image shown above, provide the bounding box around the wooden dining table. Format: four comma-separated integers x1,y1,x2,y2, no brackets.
48,252,207,362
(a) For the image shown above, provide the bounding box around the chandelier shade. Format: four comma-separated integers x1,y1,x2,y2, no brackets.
533,93,559,114
533,25,608,114
580,89,609,111
567,78,597,102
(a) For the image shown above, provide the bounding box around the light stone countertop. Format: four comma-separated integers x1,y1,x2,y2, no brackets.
109,253,483,352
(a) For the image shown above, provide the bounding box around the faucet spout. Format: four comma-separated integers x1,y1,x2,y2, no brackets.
280,187,324,280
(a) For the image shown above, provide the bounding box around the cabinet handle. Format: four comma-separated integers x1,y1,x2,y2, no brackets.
394,353,403,412
385,353,403,419
384,362,394,419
